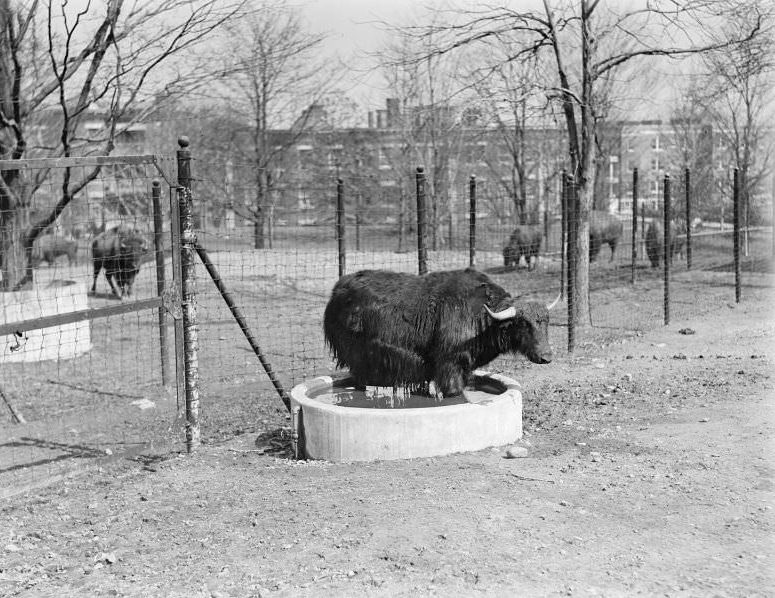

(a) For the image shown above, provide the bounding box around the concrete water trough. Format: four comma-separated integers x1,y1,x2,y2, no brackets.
1,280,91,363
289,370,523,461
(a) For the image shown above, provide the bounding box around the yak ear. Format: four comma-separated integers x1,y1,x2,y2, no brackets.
470,282,490,307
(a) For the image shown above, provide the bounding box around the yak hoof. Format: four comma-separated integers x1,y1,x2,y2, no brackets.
428,381,444,400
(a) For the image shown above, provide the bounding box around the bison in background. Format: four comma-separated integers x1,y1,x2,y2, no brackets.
589,210,624,262
32,236,78,267
323,268,558,397
645,220,686,268
503,225,543,271
91,225,149,298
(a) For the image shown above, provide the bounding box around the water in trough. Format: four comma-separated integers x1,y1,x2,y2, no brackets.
308,375,508,409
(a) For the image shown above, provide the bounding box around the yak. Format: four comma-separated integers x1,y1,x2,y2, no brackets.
503,225,543,271
589,210,624,262
32,235,78,267
91,225,149,298
323,268,558,397
645,220,686,268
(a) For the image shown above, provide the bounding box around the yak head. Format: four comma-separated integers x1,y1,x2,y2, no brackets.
118,231,149,262
484,293,559,364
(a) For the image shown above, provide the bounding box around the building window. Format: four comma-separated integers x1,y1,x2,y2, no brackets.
298,148,312,170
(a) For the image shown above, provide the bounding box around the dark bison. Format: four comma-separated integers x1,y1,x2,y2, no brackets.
32,236,78,266
645,220,686,268
323,268,558,397
503,225,543,271
91,226,149,298
589,210,624,262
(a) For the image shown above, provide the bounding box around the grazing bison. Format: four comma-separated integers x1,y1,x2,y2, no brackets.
91,226,149,298
32,236,78,266
589,210,624,262
323,268,558,397
645,220,686,268
503,225,543,271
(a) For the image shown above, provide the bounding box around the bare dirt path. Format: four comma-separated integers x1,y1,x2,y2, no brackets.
1,284,773,598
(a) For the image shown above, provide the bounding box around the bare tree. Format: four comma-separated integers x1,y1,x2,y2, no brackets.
466,39,557,226
379,28,466,250
701,9,775,231
212,1,330,249
405,0,766,328
0,0,242,290
668,83,717,221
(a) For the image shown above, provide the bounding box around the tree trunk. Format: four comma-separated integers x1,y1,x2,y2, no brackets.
0,209,27,291
397,185,406,252
253,171,265,249
573,184,592,328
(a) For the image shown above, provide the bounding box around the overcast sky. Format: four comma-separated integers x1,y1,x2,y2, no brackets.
298,0,423,111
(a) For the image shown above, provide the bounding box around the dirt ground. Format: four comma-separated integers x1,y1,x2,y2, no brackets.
1,278,773,597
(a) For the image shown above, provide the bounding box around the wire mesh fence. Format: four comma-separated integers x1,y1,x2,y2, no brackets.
0,155,181,497
191,157,773,415
1,144,772,497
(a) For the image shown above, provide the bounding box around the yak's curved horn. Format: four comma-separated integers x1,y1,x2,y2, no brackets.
484,304,517,321
546,292,562,311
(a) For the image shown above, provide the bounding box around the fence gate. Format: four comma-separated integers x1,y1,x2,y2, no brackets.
0,152,186,498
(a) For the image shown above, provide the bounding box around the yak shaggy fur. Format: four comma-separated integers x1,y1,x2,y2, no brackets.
323,268,553,396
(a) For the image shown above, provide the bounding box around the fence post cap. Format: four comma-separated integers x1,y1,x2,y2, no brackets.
178,136,190,149
152,179,161,187
470,174,476,181
416,166,424,174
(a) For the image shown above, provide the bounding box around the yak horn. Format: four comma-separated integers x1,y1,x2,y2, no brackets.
484,304,517,321
546,292,562,311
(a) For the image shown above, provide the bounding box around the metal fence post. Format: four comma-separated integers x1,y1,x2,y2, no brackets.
543,204,549,256
355,188,361,252
560,170,567,300
663,174,671,325
733,168,741,303
631,168,638,284
685,168,692,270
336,178,345,278
771,172,775,257
151,179,170,388
566,174,576,353
176,136,200,451
416,166,428,276
469,175,476,268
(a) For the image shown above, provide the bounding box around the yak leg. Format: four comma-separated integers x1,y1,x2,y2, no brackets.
609,240,618,262
348,339,426,389
433,362,467,397
104,270,122,298
433,353,474,397
91,260,102,293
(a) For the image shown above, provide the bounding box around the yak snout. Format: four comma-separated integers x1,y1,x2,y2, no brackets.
528,346,553,364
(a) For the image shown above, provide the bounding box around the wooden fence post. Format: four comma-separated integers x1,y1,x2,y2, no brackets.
176,136,200,451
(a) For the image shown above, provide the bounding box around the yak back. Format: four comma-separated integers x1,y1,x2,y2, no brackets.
645,220,685,267
33,235,77,264
507,225,543,247
92,226,147,263
589,210,623,238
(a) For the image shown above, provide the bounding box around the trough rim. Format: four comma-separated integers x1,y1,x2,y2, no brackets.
290,369,522,416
